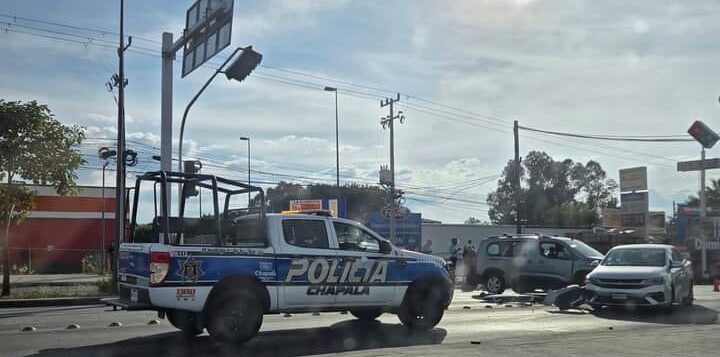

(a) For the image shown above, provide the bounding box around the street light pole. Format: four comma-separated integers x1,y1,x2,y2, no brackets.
101,161,108,275
240,137,251,206
324,86,340,191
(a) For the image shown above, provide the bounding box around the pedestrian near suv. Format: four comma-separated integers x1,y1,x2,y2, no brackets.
448,238,461,266
463,240,478,287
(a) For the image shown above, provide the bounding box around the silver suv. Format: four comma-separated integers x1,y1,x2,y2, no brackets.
471,234,604,294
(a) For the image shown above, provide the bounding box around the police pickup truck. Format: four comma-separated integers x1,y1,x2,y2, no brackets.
112,171,452,344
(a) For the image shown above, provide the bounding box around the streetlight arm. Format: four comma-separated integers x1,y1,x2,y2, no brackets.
178,46,244,170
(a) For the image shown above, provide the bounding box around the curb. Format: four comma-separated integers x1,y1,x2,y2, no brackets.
0,296,110,308
10,282,101,288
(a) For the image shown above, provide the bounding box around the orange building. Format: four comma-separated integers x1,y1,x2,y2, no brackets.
6,185,117,273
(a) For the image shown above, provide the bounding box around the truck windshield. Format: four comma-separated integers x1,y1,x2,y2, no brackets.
568,241,602,258
603,248,666,267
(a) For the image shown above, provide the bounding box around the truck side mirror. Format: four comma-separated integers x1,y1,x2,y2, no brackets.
380,240,393,254
590,260,600,269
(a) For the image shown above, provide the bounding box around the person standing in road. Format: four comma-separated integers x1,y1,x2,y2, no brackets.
422,239,433,254
448,238,461,266
463,239,478,286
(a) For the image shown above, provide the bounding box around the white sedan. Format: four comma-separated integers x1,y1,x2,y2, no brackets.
585,244,693,309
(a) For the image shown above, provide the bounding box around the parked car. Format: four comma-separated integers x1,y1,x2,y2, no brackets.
472,234,604,294
585,244,693,309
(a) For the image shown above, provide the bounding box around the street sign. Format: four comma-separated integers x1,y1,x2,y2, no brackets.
620,192,649,213
677,158,720,172
619,167,647,192
182,0,234,77
687,120,719,149
621,212,646,228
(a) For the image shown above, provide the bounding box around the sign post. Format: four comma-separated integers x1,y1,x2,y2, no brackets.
682,120,720,279
160,0,234,220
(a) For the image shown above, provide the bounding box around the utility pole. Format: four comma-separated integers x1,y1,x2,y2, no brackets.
113,0,130,291
513,120,521,234
160,32,173,217
381,93,404,243
700,147,708,279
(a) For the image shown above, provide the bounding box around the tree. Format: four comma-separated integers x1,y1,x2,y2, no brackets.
686,178,720,208
464,216,483,225
486,151,617,228
1,100,84,295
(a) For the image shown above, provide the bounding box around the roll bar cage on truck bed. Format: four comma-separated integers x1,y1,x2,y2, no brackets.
128,170,266,246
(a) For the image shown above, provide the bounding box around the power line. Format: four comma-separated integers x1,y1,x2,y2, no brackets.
0,13,160,44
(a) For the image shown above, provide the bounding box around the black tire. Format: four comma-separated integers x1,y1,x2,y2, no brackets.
206,289,263,344
397,283,446,331
167,309,204,336
510,278,531,294
350,309,383,321
483,272,506,295
683,281,694,306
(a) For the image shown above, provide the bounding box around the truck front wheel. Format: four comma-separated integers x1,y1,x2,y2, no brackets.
350,309,383,321
167,309,204,336
397,283,445,330
207,290,263,344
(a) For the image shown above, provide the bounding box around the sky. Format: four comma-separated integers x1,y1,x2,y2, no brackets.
3,0,720,223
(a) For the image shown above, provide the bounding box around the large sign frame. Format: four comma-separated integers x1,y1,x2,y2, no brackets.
182,0,234,77
619,166,647,192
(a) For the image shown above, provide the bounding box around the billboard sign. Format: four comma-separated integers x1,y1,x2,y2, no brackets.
621,212,646,228
619,167,647,192
182,0,234,77
289,199,322,211
367,212,422,250
620,192,649,213
288,197,347,218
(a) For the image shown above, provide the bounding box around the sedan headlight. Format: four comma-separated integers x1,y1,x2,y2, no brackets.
642,277,665,285
586,276,600,285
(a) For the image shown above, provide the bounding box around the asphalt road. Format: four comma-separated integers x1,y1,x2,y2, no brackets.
0,286,718,357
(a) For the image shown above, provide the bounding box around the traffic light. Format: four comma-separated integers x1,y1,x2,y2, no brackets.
687,120,719,149
183,160,203,198
224,46,262,82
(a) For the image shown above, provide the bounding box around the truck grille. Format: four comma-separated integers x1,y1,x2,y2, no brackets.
594,278,647,289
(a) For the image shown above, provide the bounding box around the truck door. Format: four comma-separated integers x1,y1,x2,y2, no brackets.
331,221,396,307
536,240,574,288
279,218,338,309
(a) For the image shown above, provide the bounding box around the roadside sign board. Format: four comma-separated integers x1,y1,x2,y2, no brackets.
621,212,646,228
620,192,649,213
182,0,234,77
619,167,647,192
367,212,422,249
677,158,720,172
289,199,322,211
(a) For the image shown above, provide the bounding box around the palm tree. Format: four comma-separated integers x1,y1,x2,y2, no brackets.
686,178,720,208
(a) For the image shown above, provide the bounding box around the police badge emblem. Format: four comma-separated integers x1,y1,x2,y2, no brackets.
177,257,204,283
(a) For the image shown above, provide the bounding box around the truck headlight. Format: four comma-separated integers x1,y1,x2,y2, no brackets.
642,277,664,285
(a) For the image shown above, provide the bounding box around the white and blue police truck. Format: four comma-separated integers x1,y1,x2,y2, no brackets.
111,171,453,344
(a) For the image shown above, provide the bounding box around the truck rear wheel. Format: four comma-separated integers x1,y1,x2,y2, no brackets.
397,283,445,331
350,309,383,321
167,309,204,336
207,290,263,344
